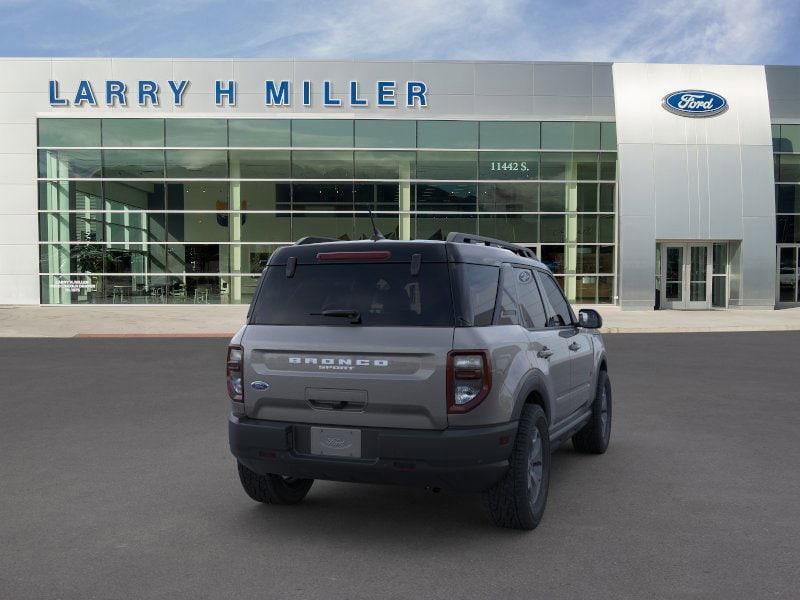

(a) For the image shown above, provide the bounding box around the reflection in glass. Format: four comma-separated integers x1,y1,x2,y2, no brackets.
575,153,598,180
292,150,353,179
539,183,566,212
105,181,165,211
417,121,478,149
229,120,290,147
354,183,401,211
292,183,354,211
778,155,800,182
576,276,597,303
776,185,800,213
103,119,164,147
415,214,477,239
600,153,616,180
779,275,797,302
165,119,227,147
599,183,615,212
36,117,618,304
39,119,101,147
540,153,570,180
480,122,539,149
416,151,477,180
577,183,598,212
777,215,799,243
415,183,476,212
38,149,102,178
39,181,103,210
598,246,614,273
354,151,415,179
292,212,355,240
600,123,617,151
540,215,566,243
103,149,164,178
229,150,290,179
479,183,538,212
479,214,538,243
166,150,227,178
577,245,597,273
354,120,415,148
292,120,353,147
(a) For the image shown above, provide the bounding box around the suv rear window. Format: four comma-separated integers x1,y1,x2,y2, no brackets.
250,263,454,327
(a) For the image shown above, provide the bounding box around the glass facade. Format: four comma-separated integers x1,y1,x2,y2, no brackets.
774,124,800,304
37,118,617,304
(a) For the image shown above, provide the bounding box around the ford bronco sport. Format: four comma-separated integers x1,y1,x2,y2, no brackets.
228,233,611,530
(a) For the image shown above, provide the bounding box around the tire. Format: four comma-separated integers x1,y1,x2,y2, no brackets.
236,461,314,505
483,404,551,530
572,369,612,454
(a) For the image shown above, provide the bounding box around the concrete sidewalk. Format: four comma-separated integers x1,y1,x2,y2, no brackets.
2,304,800,337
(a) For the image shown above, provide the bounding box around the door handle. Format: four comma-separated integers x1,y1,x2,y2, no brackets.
537,347,553,359
568,342,581,351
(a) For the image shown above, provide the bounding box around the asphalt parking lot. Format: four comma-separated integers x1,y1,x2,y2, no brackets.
1,332,799,599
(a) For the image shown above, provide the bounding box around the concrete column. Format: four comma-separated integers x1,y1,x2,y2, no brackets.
399,161,412,240
229,158,242,303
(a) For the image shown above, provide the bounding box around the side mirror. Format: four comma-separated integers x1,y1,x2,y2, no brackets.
578,308,603,329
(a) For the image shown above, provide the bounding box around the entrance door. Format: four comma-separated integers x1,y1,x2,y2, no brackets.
660,243,712,309
777,246,799,304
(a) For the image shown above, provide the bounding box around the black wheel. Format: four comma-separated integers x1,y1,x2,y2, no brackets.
572,369,612,454
483,404,551,530
236,461,314,505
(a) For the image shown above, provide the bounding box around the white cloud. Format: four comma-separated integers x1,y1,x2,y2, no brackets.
0,0,795,64
227,0,795,64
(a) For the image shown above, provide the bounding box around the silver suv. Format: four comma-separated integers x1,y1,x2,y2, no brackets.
228,233,611,530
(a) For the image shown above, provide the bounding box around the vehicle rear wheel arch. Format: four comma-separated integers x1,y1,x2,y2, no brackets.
512,372,552,425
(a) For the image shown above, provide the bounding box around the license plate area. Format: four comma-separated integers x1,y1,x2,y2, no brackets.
309,427,362,458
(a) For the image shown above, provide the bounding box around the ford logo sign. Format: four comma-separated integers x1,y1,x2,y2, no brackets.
251,381,270,390
662,90,728,117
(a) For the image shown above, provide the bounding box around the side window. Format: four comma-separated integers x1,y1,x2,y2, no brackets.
495,266,520,325
514,268,548,329
455,264,499,326
537,271,573,327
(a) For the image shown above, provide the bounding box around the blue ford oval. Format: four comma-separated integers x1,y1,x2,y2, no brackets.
662,90,728,117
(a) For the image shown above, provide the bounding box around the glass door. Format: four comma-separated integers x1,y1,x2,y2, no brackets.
686,245,711,309
661,245,685,309
659,242,713,309
777,246,799,304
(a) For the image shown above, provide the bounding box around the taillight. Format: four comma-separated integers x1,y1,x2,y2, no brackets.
447,350,492,413
227,345,244,402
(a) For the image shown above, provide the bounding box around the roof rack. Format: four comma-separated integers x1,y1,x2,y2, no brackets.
446,232,538,260
294,236,338,245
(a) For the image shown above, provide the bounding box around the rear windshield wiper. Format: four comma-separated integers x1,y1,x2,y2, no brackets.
310,309,362,324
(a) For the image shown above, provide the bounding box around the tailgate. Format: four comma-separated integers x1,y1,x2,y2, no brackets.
242,325,454,430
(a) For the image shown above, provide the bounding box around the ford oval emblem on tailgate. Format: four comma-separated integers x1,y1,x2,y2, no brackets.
251,381,270,390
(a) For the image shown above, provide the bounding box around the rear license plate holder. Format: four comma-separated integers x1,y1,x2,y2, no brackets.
309,427,362,458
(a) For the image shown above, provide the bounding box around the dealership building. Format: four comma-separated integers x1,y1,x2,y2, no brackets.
0,58,798,310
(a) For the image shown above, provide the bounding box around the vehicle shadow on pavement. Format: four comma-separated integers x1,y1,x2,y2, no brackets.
223,447,592,541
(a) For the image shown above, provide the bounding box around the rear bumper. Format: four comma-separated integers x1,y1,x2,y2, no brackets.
229,415,517,493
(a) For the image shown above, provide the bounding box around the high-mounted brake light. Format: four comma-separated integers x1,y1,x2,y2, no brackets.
316,251,391,261
227,345,244,402
447,350,492,413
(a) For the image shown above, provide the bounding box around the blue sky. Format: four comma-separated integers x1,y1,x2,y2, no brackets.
1,0,798,65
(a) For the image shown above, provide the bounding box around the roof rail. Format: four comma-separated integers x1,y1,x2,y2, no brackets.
294,236,338,246
446,232,538,260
